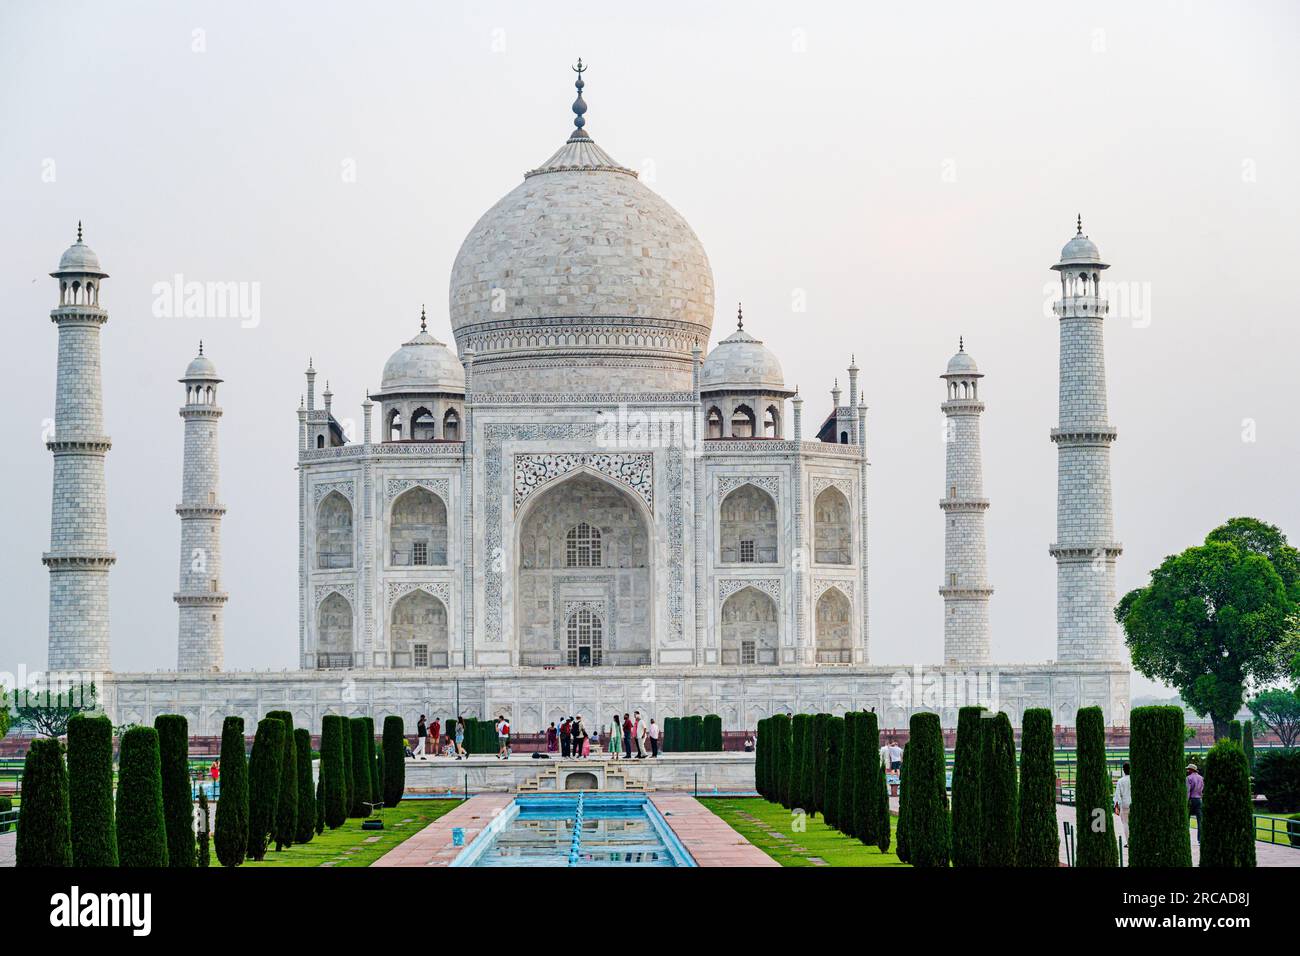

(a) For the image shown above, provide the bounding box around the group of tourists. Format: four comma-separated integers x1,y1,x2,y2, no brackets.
411,714,468,760
545,711,659,759
1106,760,1204,849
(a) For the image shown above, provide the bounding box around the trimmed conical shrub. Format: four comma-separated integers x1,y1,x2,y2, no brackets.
382,716,406,808
823,716,844,828
769,714,791,807
364,717,379,806
703,714,723,752
15,737,72,867
1241,720,1255,778
951,706,984,867
837,712,858,835
294,728,316,844
341,714,355,812
979,711,1018,866
1129,705,1191,867
116,726,169,867
1017,707,1060,867
876,758,891,853
1229,720,1242,746
754,718,767,797
196,785,211,867
1200,739,1255,867
246,717,286,861
853,710,881,846
809,714,828,817
790,714,810,811
321,715,348,828
664,716,678,755
349,717,373,817
315,774,325,834
155,714,195,867
686,715,704,753
895,741,911,864
905,712,949,867
1075,705,1118,867
67,714,117,866
214,716,248,867
266,711,297,851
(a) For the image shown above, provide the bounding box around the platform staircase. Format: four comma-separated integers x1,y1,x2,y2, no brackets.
517,758,651,793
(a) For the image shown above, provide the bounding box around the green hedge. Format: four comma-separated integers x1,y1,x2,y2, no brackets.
349,717,373,817
266,711,297,851
685,715,704,753
769,714,791,808
382,716,406,807
951,706,984,867
246,717,286,861
852,710,881,846
116,726,169,867
1075,705,1118,867
837,712,858,834
823,716,844,829
1017,708,1060,867
341,714,356,811
702,714,722,752
789,714,810,811
364,717,379,803
214,716,248,867
663,716,676,755
155,714,195,867
1254,748,1300,811
809,714,829,817
321,715,348,828
980,711,1018,867
67,714,117,867
895,741,911,864
1129,705,1192,867
1200,740,1255,867
15,737,72,867
293,728,316,844
905,712,949,867
754,718,767,797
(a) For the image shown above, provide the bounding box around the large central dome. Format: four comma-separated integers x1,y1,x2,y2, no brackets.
449,68,714,394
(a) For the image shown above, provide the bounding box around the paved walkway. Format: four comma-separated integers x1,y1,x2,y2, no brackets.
371,794,513,867
650,794,780,866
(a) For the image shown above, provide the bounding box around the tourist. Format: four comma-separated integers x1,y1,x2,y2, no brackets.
1113,762,1132,845
497,715,511,759
633,710,646,759
609,714,623,759
879,740,890,770
888,740,903,772
454,717,467,759
430,716,441,757
743,736,754,753
560,716,572,757
622,713,633,759
647,718,660,757
414,714,427,759
547,721,558,754
1186,762,1204,843
209,759,220,786
579,716,591,757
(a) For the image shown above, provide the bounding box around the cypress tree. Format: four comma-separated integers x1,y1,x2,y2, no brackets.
823,716,844,828
979,711,1018,866
196,785,211,867
837,712,858,835
1075,705,1119,867
246,716,286,861
686,715,704,753
703,714,723,752
1228,720,1242,746
154,714,195,867
905,712,950,867
769,713,790,807
1200,740,1255,867
951,705,984,867
116,726,169,867
382,716,406,808
1017,707,1060,867
214,716,248,867
341,714,355,811
315,774,325,834
266,711,297,851
365,717,379,805
321,715,348,828
853,710,881,846
1241,721,1255,778
349,717,373,817
66,714,117,867
876,758,891,853
15,737,72,867
663,716,676,754
809,714,829,817
754,718,766,797
895,741,911,864
294,728,316,844
1129,705,1192,867
790,714,810,811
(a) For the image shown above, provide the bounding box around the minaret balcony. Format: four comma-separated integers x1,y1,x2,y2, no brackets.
940,398,985,414
939,497,989,512
1053,296,1109,317
938,586,994,599
174,592,229,606
1049,426,1117,444
46,436,112,454
49,305,108,325
175,503,228,518
42,551,116,569
1048,543,1124,561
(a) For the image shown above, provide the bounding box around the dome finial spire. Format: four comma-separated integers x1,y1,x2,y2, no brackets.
959,335,964,352
420,304,427,333
198,339,204,356
736,302,743,330
76,220,83,243
570,58,589,140
1076,213,1083,235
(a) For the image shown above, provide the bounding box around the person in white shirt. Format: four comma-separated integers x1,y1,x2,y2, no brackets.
879,742,890,769
632,711,645,758
1113,762,1132,844
887,741,904,771
647,718,660,758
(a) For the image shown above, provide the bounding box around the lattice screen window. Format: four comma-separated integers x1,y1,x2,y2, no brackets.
739,540,756,563
413,644,428,667
741,640,756,665
565,522,602,568
566,607,604,666
413,541,428,566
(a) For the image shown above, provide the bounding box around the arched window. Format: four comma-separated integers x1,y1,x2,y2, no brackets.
316,434,325,449
566,607,603,666
815,587,853,663
317,592,354,668
390,589,449,668
390,486,448,566
706,407,723,440
387,409,403,441
719,484,777,563
316,492,354,569
730,404,756,438
720,586,778,666
565,522,602,568
409,407,436,441
813,486,852,564
443,409,460,441
764,405,779,439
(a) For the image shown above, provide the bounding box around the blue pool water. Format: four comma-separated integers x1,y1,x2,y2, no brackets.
451,793,696,868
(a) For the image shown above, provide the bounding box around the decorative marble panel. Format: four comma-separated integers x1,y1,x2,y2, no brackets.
513,452,653,511
312,479,355,506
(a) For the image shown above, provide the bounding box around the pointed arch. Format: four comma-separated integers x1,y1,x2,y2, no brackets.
389,588,448,668
730,404,756,438
815,586,853,663
719,483,777,564
409,406,436,441
720,586,778,666
389,485,448,566
316,591,354,668
316,491,353,569
813,485,852,564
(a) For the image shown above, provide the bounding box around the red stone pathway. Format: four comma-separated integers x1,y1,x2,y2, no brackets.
650,793,780,866
372,794,513,867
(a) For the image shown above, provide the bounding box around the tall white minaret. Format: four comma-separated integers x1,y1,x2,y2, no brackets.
1050,217,1122,662
175,343,227,671
44,224,116,673
939,340,992,664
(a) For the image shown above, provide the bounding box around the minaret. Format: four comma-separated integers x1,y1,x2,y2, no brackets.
175,343,227,671
1050,217,1122,662
44,224,115,673
939,339,992,664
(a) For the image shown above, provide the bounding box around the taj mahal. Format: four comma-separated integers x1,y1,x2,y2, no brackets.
40,65,1130,735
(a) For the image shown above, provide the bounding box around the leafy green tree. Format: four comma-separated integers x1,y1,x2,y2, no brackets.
1247,689,1300,748
246,717,285,861
315,774,325,834
14,682,99,738
382,716,406,808
67,714,117,866
1118,520,1299,739
213,716,248,867
853,710,881,846
1017,708,1060,867
980,712,1018,866
702,714,723,752
116,726,169,867
1075,706,1118,867
1199,740,1255,867
1252,749,1300,811
321,715,348,828
1129,706,1192,867
951,706,984,867
837,712,858,835
905,712,950,867
363,717,379,806
154,714,195,867
0,685,11,740
266,711,297,851
294,728,316,844
15,737,72,867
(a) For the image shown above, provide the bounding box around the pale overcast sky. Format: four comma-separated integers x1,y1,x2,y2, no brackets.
2,1,1297,700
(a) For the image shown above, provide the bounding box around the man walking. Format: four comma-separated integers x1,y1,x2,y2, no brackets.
647,718,660,758
497,715,511,759
1113,762,1132,846
414,714,427,759
632,711,646,759
1186,762,1205,843
430,716,441,758
561,716,572,758
622,713,633,759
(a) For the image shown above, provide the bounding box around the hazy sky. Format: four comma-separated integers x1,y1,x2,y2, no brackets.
3,1,1298,699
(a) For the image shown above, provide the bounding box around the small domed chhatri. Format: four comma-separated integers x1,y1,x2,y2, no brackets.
53,221,109,278
1057,214,1105,266
944,337,980,376
701,304,787,392
183,342,221,382
376,307,466,395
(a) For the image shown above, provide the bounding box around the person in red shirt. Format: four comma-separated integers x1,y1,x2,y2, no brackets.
430,717,441,757
209,760,220,785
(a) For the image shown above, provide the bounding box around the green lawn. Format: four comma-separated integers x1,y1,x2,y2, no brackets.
699,797,906,867
218,799,461,868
